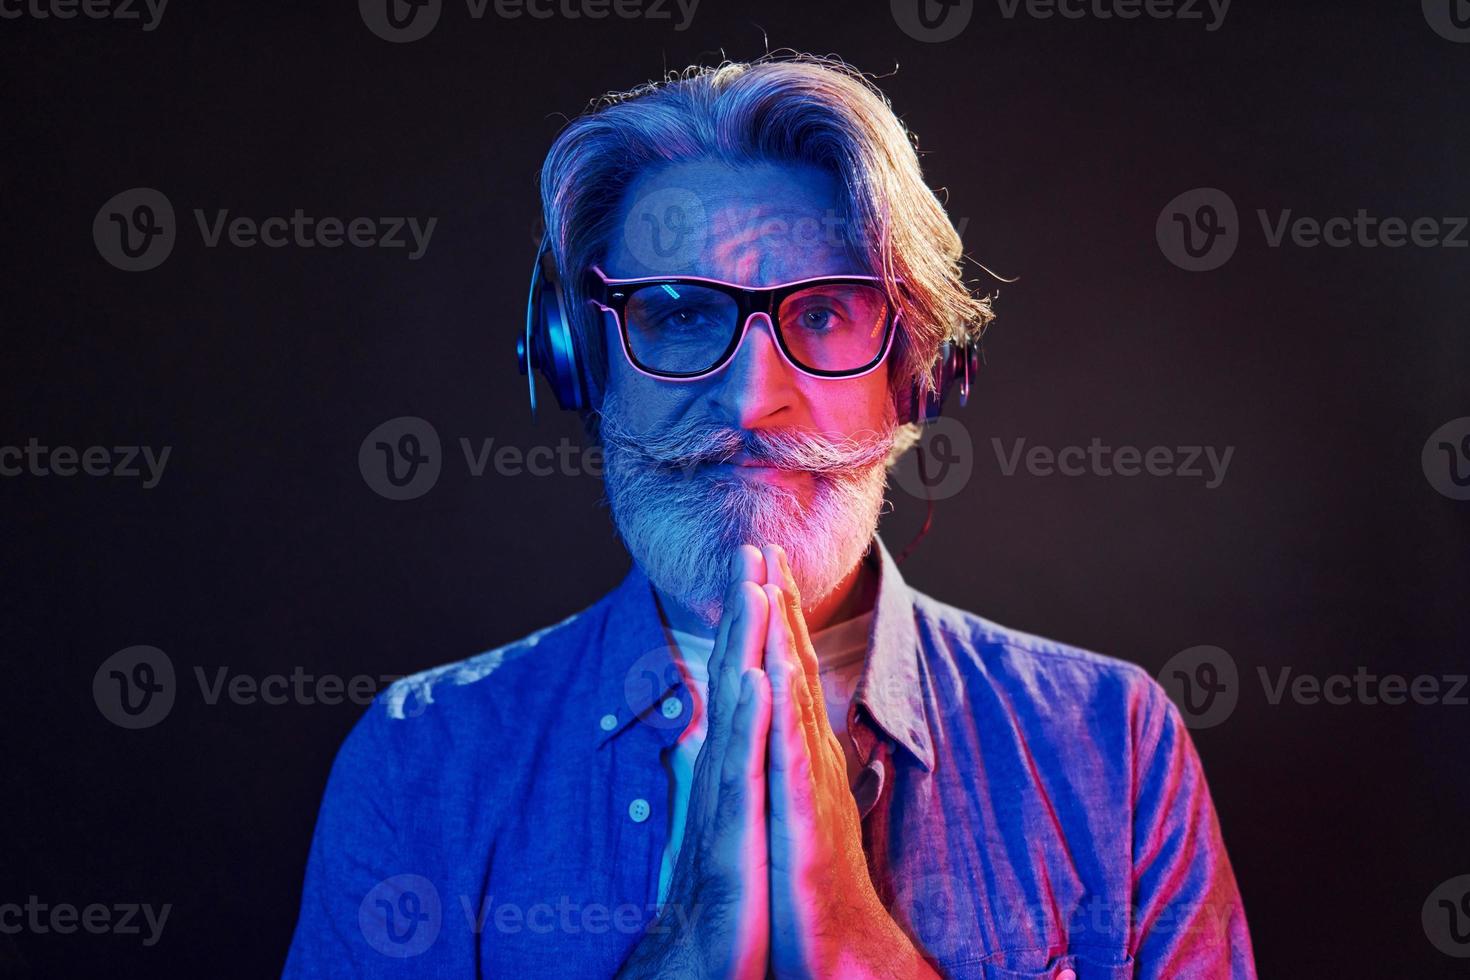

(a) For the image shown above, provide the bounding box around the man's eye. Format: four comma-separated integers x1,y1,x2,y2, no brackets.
655,306,716,330
794,306,845,332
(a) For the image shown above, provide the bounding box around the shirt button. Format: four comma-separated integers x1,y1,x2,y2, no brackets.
1055,969,1076,980
628,798,650,823
599,713,618,732
660,696,683,719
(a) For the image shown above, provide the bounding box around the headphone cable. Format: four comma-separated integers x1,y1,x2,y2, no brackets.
895,443,936,566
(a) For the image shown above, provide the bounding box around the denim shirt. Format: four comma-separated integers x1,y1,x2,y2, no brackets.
285,536,1255,978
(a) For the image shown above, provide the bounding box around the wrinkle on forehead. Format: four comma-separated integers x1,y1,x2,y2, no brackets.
606,158,869,286
704,199,851,285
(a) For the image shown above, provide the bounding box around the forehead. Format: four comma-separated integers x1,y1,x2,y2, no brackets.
603,158,867,286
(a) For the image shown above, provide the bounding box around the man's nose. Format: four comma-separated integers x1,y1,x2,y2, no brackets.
706,312,797,429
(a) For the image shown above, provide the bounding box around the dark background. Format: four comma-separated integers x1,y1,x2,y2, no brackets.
2,0,1467,976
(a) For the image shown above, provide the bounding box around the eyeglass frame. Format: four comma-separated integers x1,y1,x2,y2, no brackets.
586,264,901,382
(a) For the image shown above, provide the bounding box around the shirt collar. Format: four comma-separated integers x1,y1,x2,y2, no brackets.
593,533,935,772
853,534,935,772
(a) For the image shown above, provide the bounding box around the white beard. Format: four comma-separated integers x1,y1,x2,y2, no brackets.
598,395,895,630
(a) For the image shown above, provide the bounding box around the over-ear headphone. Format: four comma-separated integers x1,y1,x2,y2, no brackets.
516,237,982,425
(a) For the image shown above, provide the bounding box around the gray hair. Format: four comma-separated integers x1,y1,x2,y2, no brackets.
538,53,995,451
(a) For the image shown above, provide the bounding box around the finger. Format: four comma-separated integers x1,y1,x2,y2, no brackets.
764,592,813,844
705,667,776,899
717,544,766,653
706,546,767,746
710,545,764,679
763,583,819,777
713,583,769,744
703,583,741,756
720,667,772,794
762,545,822,699
769,584,830,779
716,667,771,885
700,588,768,856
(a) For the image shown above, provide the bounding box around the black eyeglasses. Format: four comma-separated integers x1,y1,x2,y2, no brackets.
588,266,899,381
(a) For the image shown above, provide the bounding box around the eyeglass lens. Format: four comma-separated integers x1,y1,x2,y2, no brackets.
622,282,890,375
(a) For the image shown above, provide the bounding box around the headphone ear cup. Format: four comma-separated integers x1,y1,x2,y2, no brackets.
522,243,589,416
959,336,980,407
906,341,954,425
905,338,980,425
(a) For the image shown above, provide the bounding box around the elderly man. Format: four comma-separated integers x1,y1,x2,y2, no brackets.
286,55,1255,979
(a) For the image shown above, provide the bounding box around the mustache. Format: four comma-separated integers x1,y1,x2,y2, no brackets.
597,400,896,475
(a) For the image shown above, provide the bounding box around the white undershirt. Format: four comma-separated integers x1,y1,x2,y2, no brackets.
656,609,874,908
